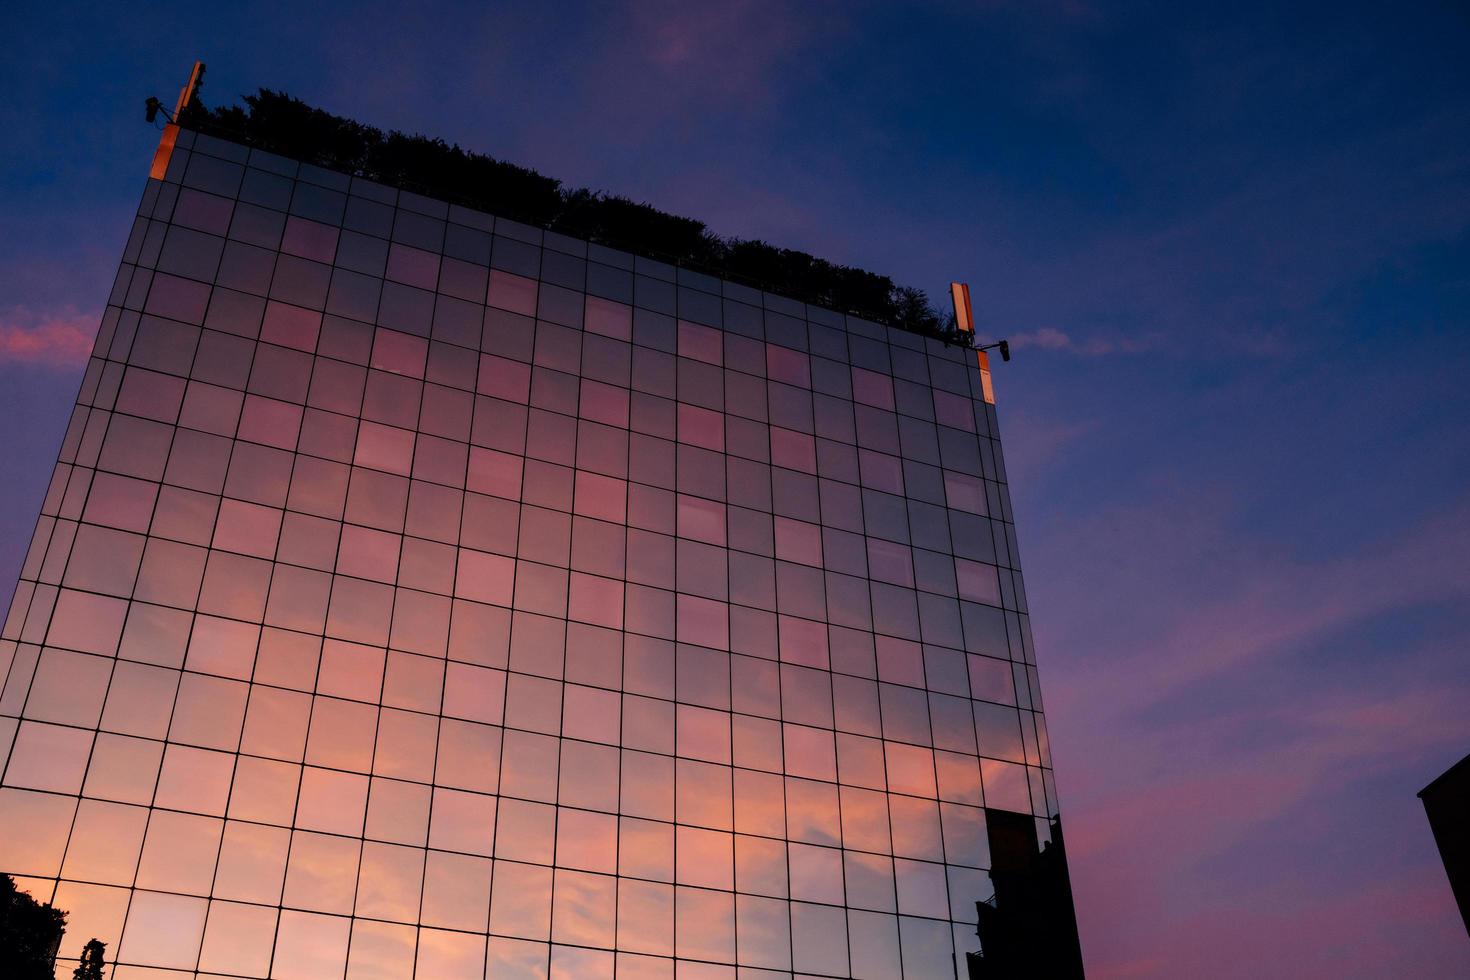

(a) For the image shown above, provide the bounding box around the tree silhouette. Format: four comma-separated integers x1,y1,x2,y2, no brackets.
1,874,67,979
72,938,106,980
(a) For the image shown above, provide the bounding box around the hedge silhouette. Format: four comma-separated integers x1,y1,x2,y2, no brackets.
179,90,968,343
1,874,66,979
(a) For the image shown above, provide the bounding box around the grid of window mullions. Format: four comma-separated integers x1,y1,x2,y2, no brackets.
0,134,1064,975
123,172,1011,493
91,229,1034,646
3,528,1013,974
8,509,1048,766
11,367,1052,775
5,470,1046,975
47,320,1054,785
152,147,1006,460
74,183,1046,717
2,490,1023,963
62,338,1037,681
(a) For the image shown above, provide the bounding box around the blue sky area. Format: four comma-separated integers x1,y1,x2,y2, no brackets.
2,2,1468,975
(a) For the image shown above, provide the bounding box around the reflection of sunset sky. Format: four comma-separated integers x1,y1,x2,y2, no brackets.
1,130,1053,975
1,2,1469,978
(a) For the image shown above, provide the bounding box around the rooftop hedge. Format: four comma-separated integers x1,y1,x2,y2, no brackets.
178,89,963,341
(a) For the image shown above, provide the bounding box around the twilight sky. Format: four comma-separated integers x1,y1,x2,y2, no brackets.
3,1,1468,976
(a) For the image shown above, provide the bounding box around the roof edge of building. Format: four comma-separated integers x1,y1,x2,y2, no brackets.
171,88,977,350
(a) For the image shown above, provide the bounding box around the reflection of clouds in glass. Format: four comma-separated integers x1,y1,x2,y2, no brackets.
2,137,1065,977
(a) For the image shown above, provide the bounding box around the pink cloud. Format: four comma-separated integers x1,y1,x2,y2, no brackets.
1094,865,1464,979
1062,671,1470,978
1038,484,1470,722
996,412,1099,488
1033,488,1470,977
1069,682,1466,858
629,0,817,99
0,308,97,368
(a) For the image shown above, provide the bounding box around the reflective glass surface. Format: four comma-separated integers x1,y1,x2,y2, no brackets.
0,129,1060,979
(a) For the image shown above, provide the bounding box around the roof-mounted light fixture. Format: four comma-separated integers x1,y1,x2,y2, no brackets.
951,281,1010,404
977,339,1010,362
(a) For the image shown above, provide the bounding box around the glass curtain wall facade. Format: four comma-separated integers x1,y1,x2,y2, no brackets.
0,127,1059,979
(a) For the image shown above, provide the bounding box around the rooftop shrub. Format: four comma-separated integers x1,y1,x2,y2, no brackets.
181,90,962,341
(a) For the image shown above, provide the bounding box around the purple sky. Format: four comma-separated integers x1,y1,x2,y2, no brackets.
3,2,1469,975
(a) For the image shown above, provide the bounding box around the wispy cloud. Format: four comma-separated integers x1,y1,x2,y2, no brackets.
0,308,97,368
1009,326,1160,355
626,0,822,103
1055,491,1470,712
1067,674,1469,979
1000,412,1100,488
1039,484,1470,977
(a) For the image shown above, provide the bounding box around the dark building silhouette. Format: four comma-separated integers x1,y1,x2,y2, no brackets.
1420,752,1470,937
964,812,1084,978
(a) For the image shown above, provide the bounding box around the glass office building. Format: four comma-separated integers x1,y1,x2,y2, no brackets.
0,122,1063,978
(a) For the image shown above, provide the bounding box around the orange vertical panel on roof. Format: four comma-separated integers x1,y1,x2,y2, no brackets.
978,349,995,404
